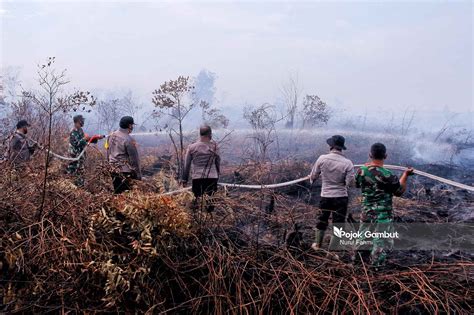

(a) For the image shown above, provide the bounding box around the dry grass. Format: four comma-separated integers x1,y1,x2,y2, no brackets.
0,154,472,313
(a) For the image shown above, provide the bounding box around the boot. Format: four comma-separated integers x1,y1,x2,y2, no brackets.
328,235,340,251
326,236,341,260
311,229,325,251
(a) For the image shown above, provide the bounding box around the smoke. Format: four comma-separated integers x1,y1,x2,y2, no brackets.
131,128,469,166
193,69,217,107
411,142,456,164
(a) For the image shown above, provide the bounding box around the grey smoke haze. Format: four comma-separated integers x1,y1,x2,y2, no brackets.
193,70,217,107
1,0,472,119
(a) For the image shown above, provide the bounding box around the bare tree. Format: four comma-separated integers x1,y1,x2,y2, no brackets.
118,90,142,118
0,75,4,106
152,76,196,178
96,98,122,133
384,112,396,134
1,66,21,104
301,94,331,128
6,96,41,133
447,128,474,162
193,70,217,119
0,68,69,155
243,103,281,163
94,91,143,133
24,57,95,217
460,128,473,145
199,101,229,129
400,108,416,136
280,73,301,129
434,113,457,142
0,67,22,135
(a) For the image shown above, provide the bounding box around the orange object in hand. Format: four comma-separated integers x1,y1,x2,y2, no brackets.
88,134,105,144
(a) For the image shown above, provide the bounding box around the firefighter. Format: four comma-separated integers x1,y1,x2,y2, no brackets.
181,125,220,212
66,115,104,186
309,135,355,251
106,116,141,194
8,120,37,167
355,143,414,267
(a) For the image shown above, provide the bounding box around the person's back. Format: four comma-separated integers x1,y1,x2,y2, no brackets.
184,140,219,180
182,125,220,212
107,128,140,178
312,151,354,197
106,116,141,194
354,143,413,266
310,135,354,251
356,165,402,218
107,129,129,169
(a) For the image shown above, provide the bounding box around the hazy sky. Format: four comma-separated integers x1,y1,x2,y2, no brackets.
1,0,472,113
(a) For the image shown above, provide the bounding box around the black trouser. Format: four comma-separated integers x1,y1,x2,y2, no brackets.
192,178,218,212
112,172,132,194
316,197,348,230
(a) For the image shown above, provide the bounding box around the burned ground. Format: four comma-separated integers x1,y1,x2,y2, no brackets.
0,144,472,313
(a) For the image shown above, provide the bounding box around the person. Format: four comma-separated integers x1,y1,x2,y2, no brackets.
355,143,414,267
106,116,141,194
309,135,355,251
66,115,104,186
181,125,220,212
8,120,37,167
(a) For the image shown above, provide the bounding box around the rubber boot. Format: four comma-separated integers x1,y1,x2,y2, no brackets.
326,236,341,260
311,229,325,251
328,235,340,251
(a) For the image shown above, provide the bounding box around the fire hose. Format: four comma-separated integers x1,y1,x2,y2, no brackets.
162,164,474,195
27,135,104,162
217,165,474,192
27,139,474,193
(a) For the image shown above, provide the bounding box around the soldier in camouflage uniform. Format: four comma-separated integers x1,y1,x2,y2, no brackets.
66,115,104,186
355,143,413,267
66,115,88,186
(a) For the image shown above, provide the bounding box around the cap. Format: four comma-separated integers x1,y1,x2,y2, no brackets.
119,116,135,129
16,120,30,129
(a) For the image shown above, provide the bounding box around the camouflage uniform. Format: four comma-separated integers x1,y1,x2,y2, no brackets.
355,165,403,266
66,127,88,186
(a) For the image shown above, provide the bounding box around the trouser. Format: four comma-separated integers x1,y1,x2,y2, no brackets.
356,210,394,266
314,197,348,249
67,157,85,187
191,178,218,212
112,172,132,194
316,197,349,230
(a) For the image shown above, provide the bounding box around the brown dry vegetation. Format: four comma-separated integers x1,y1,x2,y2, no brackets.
0,149,473,314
